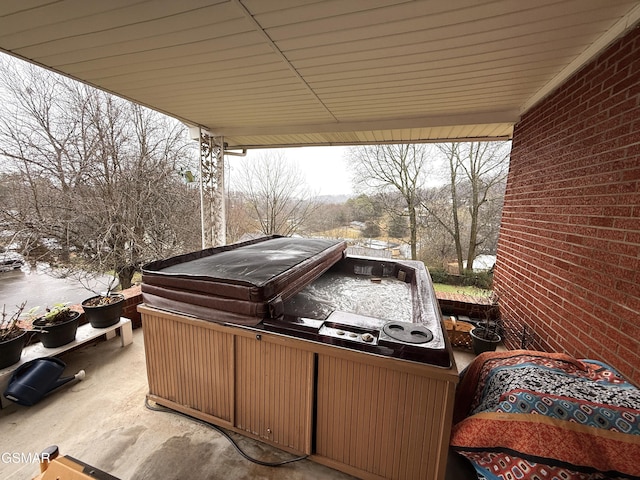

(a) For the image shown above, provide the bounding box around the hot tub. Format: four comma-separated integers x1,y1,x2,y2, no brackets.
139,237,457,480
142,236,450,367
266,254,450,367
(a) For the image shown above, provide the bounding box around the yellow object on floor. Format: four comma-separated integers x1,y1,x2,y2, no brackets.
33,446,120,480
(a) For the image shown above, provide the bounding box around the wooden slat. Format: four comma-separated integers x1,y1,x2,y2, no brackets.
141,311,234,422
139,305,458,478
315,354,456,480
234,335,314,454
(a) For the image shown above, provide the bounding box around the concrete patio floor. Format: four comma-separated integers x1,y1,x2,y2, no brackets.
0,328,477,480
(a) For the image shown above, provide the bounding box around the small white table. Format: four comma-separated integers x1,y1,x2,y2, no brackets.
0,318,133,408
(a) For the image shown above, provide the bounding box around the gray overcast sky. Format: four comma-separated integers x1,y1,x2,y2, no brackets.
228,146,353,197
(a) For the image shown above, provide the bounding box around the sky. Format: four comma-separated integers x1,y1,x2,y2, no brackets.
227,145,354,197
224,144,462,198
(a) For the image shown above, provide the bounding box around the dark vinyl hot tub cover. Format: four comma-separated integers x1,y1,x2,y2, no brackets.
141,236,347,325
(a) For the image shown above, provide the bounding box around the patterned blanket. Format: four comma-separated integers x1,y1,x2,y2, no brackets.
450,350,640,480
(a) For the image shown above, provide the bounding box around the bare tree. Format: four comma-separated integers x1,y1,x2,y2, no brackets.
305,202,350,236
420,142,509,273
225,190,255,243
348,144,432,259
0,63,91,262
0,58,199,290
232,152,319,236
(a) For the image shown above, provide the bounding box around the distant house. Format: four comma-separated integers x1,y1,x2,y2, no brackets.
469,255,496,271
447,254,496,273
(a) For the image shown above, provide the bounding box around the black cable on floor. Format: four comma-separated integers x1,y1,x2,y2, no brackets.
144,396,309,467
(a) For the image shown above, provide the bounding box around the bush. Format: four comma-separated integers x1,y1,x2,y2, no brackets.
429,268,493,290
461,270,493,290
428,268,451,284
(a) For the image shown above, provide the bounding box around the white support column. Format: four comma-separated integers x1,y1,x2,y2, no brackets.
216,137,226,246
198,132,226,248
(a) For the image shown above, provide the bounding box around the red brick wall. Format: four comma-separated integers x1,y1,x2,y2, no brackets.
495,25,640,385
121,285,142,328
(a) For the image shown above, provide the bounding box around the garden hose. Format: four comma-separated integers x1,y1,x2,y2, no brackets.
144,396,309,467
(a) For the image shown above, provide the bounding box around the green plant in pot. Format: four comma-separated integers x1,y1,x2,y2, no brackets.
0,302,29,369
470,292,502,355
32,303,81,348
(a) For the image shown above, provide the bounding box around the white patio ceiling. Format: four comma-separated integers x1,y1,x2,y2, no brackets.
0,0,638,149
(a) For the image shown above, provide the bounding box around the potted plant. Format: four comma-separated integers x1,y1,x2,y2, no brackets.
82,294,124,328
48,269,125,329
0,302,29,369
470,292,502,355
81,276,124,329
32,303,81,348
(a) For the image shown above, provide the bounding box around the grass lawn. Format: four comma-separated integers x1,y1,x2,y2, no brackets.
432,283,492,297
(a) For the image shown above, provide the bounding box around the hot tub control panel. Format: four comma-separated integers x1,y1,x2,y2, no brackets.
318,323,379,345
262,313,449,367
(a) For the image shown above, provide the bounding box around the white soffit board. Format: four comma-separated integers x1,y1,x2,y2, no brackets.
0,0,638,148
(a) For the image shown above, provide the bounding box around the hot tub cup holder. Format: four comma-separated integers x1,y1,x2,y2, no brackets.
382,321,433,344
